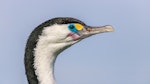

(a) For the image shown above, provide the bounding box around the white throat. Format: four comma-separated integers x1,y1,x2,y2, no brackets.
33,25,77,84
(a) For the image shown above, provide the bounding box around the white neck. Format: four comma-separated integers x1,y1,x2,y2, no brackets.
34,43,57,84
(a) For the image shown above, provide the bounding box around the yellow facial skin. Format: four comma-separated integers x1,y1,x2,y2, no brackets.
74,24,83,30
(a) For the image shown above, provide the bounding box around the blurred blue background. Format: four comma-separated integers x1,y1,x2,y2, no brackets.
0,0,150,84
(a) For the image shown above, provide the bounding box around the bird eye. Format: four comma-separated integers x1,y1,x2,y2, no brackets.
69,24,75,29
68,24,78,33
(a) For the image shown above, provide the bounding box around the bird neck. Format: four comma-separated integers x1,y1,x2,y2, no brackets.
34,46,56,84
25,33,74,84
25,44,57,84
33,41,60,84
34,39,73,84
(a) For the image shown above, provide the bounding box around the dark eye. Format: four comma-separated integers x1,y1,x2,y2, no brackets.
69,25,75,29
68,24,78,33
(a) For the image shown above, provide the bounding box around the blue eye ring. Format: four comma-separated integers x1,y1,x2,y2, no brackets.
68,24,78,33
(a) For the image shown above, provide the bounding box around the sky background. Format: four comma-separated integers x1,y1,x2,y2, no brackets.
0,0,150,84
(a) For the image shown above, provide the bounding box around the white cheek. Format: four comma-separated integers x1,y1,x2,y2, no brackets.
42,24,71,42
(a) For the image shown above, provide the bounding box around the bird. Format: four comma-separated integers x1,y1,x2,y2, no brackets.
24,17,114,84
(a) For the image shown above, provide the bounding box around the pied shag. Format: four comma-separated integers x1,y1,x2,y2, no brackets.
25,17,114,84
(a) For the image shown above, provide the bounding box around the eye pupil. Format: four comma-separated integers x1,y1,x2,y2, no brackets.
69,25,75,29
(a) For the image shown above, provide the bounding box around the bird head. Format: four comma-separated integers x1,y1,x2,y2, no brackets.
25,17,114,84
38,17,114,47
